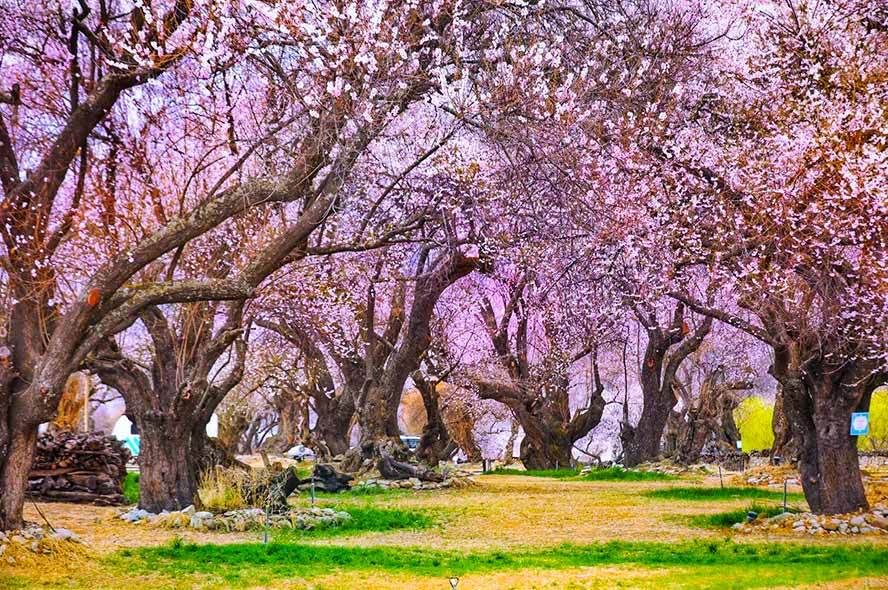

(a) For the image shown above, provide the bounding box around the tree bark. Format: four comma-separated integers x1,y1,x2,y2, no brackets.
313,391,355,457
501,419,519,465
414,373,458,466
770,384,796,464
137,414,197,512
771,348,875,515
0,424,38,530
345,249,478,471
675,369,750,464
519,427,575,470
621,303,712,467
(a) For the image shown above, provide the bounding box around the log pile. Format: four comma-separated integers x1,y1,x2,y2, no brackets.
27,431,131,505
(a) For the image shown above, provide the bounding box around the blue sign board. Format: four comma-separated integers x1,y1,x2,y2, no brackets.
850,412,870,436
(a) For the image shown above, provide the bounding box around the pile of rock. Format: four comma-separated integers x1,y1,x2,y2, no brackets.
632,461,713,476
0,525,80,565
28,431,130,505
729,464,800,488
346,461,476,492
732,504,888,536
356,474,475,491
119,504,350,532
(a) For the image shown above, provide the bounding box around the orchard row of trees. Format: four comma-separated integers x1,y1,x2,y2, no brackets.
1,0,885,526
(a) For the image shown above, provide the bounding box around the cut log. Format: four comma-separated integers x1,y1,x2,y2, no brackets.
377,450,444,482
27,431,130,505
37,490,126,505
301,464,353,493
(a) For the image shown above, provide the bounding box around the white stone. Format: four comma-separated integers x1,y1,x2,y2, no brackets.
50,528,78,542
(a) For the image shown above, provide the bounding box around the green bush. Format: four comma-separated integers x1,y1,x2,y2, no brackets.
734,396,774,452
861,386,888,452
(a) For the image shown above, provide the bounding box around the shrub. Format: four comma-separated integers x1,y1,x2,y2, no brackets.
197,466,280,512
861,386,888,453
734,396,774,452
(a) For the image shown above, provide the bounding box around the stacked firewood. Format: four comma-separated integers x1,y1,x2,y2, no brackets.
27,431,131,505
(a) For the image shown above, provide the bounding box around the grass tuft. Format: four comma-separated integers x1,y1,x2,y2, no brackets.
580,467,676,481
122,538,888,586
123,472,140,505
647,486,805,502
487,466,676,481
276,505,434,540
309,485,407,499
688,503,802,529
488,468,581,479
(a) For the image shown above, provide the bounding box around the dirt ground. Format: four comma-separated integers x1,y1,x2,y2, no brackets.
3,472,888,589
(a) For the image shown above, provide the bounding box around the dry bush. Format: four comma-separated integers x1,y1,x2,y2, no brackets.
197,466,278,512
1,537,90,568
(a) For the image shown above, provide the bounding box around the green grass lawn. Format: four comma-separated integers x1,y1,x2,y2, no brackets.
276,505,434,540
488,466,676,481
123,472,140,504
96,538,888,589
647,486,805,502
489,467,582,478
7,468,886,590
579,466,676,481
687,503,803,529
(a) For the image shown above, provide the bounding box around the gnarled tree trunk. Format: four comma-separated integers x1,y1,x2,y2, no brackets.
91,303,248,512
414,372,458,466
770,384,796,464
137,414,197,512
774,352,878,515
621,303,712,467
344,249,478,471
0,423,38,530
473,277,607,471
675,368,751,464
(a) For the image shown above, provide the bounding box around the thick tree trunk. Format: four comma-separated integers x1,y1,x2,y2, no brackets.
622,305,712,467
415,375,457,466
622,400,671,467
136,415,197,512
276,400,300,451
502,419,519,465
343,384,403,472
314,415,352,457
807,406,867,514
519,427,574,470
675,372,748,465
0,424,38,530
778,368,868,515
313,386,356,458
771,384,796,464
